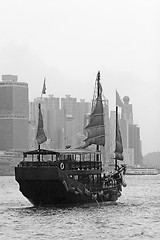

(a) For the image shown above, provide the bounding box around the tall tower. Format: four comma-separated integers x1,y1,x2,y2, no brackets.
121,96,133,124
0,75,29,151
121,96,142,166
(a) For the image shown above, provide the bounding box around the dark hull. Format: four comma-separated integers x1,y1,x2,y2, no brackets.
15,166,122,207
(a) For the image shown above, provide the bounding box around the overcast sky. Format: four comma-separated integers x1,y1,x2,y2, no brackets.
0,0,159,155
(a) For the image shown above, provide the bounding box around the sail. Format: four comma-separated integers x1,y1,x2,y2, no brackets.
115,107,123,160
116,90,123,108
84,72,105,147
36,103,47,145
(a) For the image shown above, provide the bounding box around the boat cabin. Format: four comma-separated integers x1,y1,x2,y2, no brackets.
20,149,102,171
18,148,103,188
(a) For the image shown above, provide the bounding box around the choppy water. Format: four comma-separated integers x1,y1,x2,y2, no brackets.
0,175,160,240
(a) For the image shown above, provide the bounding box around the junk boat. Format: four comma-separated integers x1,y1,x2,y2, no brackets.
15,72,126,207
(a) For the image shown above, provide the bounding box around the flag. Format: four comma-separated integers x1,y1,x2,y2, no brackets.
36,103,47,145
116,90,123,107
97,71,103,95
42,78,46,94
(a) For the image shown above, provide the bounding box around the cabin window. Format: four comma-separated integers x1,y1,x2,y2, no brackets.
85,154,91,161
52,155,57,161
59,155,65,161
74,175,78,180
76,155,81,161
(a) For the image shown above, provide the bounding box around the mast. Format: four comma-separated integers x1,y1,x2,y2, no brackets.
36,79,47,160
38,140,41,162
96,71,100,152
37,103,42,162
115,105,124,170
115,106,118,170
84,71,105,148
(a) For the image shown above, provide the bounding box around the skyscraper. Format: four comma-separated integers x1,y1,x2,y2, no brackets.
61,95,90,148
0,75,29,151
120,96,142,166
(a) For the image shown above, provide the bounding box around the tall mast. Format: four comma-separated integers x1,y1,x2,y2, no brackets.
115,106,118,170
96,71,100,152
84,71,105,149
37,79,47,160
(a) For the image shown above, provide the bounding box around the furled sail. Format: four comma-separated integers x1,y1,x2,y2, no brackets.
36,103,47,145
115,107,123,160
84,72,105,147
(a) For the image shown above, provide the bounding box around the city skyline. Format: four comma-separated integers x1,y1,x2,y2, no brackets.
0,0,159,155
0,73,157,158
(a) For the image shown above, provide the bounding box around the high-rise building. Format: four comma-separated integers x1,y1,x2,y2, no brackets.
120,95,142,166
61,95,90,148
0,75,29,151
121,96,133,124
128,124,143,166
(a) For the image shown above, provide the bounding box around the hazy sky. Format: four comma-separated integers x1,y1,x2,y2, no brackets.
0,0,159,155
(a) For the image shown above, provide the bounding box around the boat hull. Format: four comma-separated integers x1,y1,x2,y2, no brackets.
15,166,122,207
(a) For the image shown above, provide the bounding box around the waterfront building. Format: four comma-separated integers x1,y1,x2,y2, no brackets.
0,75,29,151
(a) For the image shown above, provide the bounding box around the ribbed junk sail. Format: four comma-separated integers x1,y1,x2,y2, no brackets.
84,72,105,147
115,106,123,160
36,103,47,145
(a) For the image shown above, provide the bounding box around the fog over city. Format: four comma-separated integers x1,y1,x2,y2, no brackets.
0,0,159,155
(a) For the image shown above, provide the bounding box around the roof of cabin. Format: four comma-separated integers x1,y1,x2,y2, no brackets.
23,148,101,156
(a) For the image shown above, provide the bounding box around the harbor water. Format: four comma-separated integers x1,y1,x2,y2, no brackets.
0,175,160,240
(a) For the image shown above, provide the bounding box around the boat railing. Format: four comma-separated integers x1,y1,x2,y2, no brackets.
18,159,102,170
18,161,57,167
67,161,102,170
